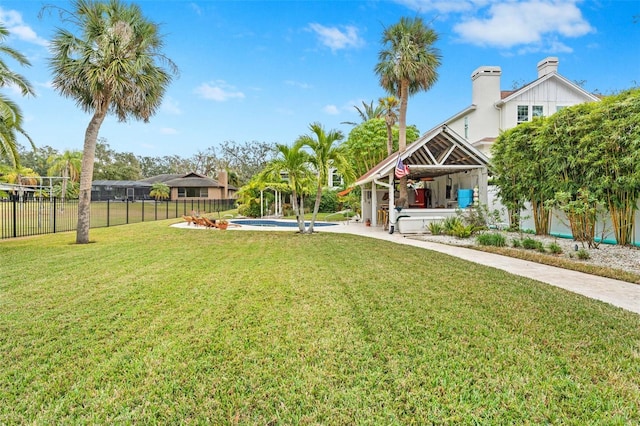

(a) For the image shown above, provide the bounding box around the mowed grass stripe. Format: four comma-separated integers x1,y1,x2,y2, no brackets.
1,219,639,423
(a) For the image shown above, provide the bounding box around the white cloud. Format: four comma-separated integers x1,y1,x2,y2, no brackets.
285,80,313,89
453,1,594,49
323,105,340,115
160,127,178,135
0,8,49,47
308,23,364,52
194,80,245,101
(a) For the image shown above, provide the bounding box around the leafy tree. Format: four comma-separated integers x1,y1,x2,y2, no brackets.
15,144,60,177
297,122,354,233
219,141,276,185
375,16,441,207
582,88,640,245
47,0,177,244
0,24,35,167
47,149,82,202
149,182,170,200
344,118,419,178
491,119,553,235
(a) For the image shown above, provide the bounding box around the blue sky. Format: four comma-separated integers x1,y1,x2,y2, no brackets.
1,0,639,158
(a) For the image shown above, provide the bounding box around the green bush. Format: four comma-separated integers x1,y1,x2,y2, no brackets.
511,238,522,248
577,248,590,260
428,221,444,235
443,216,463,235
476,233,507,247
451,222,474,239
521,237,538,250
548,242,563,254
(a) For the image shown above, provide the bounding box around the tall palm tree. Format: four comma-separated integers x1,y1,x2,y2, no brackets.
47,149,82,202
260,142,313,233
375,17,441,206
0,24,35,167
379,96,399,156
341,100,385,126
298,122,354,233
47,0,178,244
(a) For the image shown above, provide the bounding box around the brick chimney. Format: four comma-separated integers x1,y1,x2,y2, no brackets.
217,170,228,198
537,57,559,78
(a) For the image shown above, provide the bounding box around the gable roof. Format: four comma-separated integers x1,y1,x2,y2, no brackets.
354,125,489,186
139,172,223,188
496,72,600,106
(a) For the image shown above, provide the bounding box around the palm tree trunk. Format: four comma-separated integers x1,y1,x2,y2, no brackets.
308,182,323,233
76,108,107,244
397,81,409,207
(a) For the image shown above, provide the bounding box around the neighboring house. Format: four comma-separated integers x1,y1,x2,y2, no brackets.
139,171,236,201
355,57,599,234
92,171,236,201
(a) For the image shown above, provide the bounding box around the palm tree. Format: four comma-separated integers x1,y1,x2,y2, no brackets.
379,96,399,156
260,142,313,233
47,0,178,244
149,182,170,200
297,122,355,233
0,24,35,167
47,150,82,202
341,100,385,126
375,17,441,207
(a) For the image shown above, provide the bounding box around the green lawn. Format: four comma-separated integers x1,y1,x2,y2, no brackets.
1,219,639,424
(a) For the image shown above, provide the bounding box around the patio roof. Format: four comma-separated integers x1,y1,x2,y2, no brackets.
354,125,490,186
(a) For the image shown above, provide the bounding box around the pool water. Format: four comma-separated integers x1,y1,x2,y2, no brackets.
230,219,338,228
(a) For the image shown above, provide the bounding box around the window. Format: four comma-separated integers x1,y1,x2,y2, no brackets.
517,105,528,124
556,106,566,112
532,105,543,118
177,187,208,198
330,170,343,187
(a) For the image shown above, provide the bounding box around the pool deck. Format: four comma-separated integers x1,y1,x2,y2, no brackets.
172,219,640,315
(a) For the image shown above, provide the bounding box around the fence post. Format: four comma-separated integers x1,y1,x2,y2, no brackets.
107,199,110,227
53,197,57,233
12,198,17,238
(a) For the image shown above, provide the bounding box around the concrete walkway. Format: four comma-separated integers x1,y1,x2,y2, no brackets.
323,221,640,315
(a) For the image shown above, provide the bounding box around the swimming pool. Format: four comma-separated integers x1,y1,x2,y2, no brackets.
230,219,338,228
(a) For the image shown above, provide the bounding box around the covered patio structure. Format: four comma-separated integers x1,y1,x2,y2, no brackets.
354,125,490,234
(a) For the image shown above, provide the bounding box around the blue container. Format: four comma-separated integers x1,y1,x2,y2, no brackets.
458,189,474,208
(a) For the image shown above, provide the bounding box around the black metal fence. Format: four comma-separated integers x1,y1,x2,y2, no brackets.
0,198,236,239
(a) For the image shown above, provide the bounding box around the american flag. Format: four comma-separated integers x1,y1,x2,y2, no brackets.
394,156,410,179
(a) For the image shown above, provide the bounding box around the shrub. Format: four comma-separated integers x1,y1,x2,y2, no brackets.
521,237,538,250
428,221,444,235
476,233,507,247
576,248,591,260
511,238,522,248
548,242,563,254
443,216,463,235
451,223,474,239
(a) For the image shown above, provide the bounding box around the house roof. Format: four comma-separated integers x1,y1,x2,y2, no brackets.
354,125,489,186
92,180,151,188
496,72,600,106
139,172,224,188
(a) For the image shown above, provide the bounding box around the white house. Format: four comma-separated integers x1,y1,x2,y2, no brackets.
446,56,600,157
355,57,600,234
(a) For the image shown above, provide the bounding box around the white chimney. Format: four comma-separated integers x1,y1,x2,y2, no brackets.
537,57,559,78
471,66,501,106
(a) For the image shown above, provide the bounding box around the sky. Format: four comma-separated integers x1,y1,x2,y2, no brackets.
1,0,639,158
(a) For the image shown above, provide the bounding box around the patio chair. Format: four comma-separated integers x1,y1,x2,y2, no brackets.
182,215,197,226
202,217,218,229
